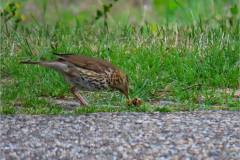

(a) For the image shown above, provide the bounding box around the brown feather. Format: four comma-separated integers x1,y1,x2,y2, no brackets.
51,52,117,73
20,53,130,105
19,61,39,64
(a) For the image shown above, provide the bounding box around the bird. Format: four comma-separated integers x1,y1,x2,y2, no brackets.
20,52,130,107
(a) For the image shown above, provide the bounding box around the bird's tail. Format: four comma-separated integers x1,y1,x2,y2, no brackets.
19,61,39,64
51,52,60,56
20,60,67,73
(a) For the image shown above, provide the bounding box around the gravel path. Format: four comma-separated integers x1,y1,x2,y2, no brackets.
1,111,240,159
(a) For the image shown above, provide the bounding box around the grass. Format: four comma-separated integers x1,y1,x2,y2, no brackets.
1,1,240,114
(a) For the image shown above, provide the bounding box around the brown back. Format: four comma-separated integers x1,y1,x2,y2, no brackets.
52,53,118,73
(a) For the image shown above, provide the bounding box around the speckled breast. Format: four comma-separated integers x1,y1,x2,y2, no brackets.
74,73,109,91
62,68,110,91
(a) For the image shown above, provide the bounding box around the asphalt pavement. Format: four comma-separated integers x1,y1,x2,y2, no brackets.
1,111,240,159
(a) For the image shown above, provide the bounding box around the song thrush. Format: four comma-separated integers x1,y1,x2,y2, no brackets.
20,52,130,107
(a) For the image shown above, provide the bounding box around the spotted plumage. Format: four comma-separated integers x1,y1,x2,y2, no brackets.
20,52,129,106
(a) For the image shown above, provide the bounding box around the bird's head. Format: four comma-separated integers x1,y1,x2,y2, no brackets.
113,69,130,100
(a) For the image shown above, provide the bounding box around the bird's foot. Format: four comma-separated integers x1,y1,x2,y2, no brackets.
70,86,88,107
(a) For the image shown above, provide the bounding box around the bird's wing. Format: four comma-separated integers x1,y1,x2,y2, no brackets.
51,52,116,73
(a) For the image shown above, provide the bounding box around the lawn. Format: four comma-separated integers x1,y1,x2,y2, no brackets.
1,0,239,114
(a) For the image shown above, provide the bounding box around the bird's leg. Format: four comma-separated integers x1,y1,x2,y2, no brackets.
70,86,88,107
